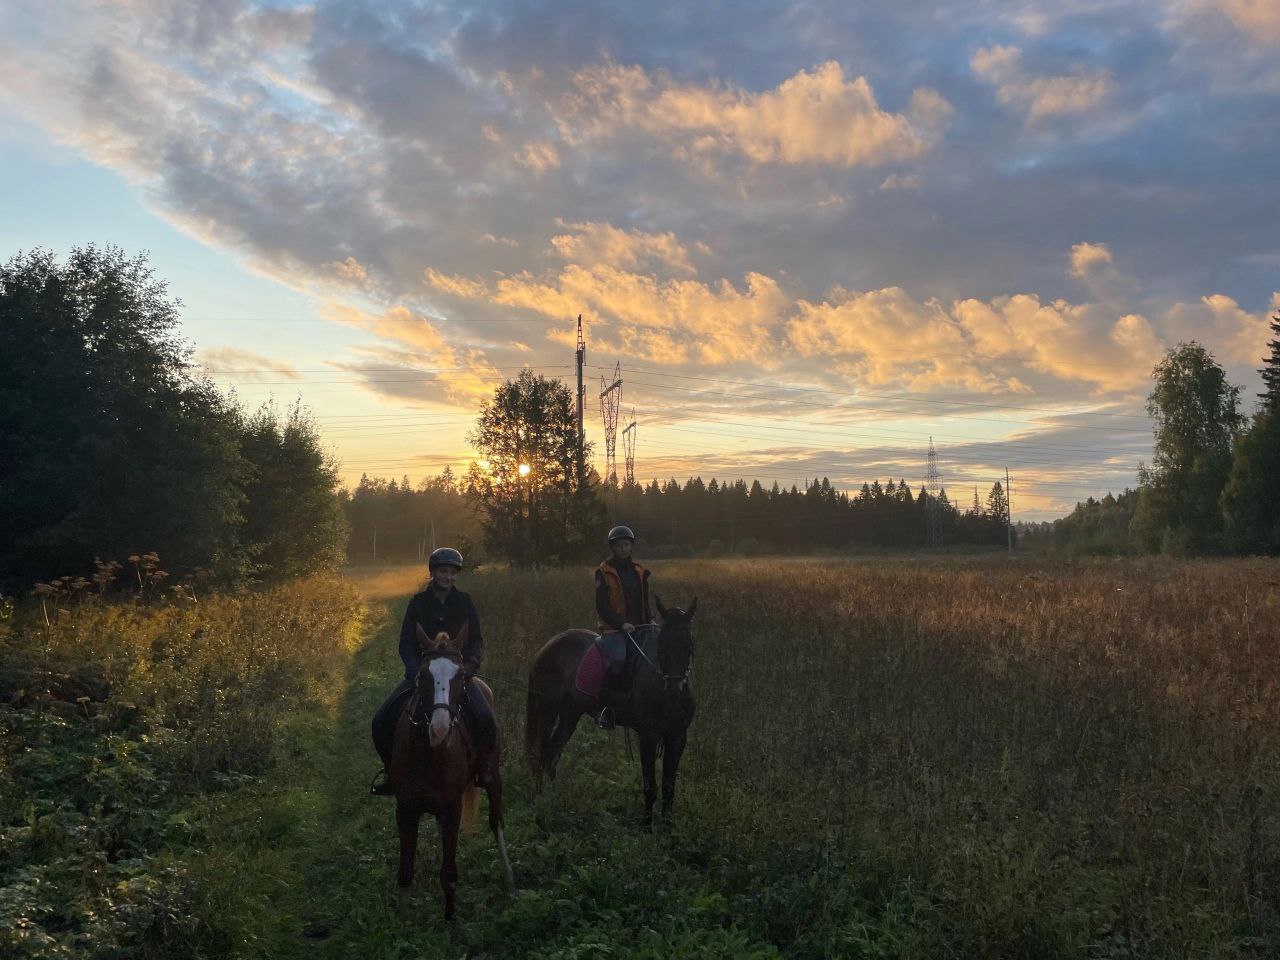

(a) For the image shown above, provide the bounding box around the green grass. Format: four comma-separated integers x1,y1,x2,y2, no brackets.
190,594,785,959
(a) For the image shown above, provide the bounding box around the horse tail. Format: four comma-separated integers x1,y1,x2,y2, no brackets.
461,785,480,834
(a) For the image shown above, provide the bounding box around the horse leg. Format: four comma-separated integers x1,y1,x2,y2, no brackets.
638,730,658,828
545,697,583,782
438,802,461,921
661,729,688,820
485,771,515,893
395,800,419,894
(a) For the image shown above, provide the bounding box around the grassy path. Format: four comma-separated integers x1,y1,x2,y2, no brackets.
193,593,783,960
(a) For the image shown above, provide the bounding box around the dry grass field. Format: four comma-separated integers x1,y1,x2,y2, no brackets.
5,555,1279,958
460,555,1280,957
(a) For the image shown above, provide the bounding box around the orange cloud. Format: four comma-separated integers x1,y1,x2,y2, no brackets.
550,220,695,274
972,45,1113,123
555,60,952,169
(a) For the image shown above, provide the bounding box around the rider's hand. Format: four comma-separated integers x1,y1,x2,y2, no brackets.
621,622,635,633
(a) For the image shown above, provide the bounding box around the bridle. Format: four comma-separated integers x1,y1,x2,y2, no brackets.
410,650,463,739
627,623,694,692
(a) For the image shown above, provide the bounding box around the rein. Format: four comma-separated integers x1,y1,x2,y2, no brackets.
626,626,693,689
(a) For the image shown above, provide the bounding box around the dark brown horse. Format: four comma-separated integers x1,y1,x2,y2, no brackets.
525,597,697,825
388,623,513,918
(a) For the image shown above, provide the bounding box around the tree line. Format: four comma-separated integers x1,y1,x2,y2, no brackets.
1027,325,1280,556
1,247,347,589
10,246,1273,581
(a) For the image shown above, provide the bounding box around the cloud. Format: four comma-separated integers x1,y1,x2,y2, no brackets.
1204,0,1280,43
879,172,922,191
514,139,560,175
1069,242,1113,278
198,346,301,380
326,256,368,282
320,302,500,404
793,286,1160,394
555,60,952,169
971,44,1114,123
549,221,695,274
1161,291,1279,366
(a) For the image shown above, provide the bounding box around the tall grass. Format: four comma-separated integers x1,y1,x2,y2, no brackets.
464,556,1280,958
0,576,363,958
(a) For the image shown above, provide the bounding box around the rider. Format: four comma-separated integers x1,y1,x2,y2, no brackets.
593,525,653,729
369,547,496,796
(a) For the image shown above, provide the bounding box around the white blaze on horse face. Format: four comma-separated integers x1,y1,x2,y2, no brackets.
428,657,459,746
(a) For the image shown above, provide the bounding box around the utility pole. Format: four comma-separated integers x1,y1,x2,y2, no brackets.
599,362,622,494
1005,465,1013,558
574,315,585,488
622,409,636,487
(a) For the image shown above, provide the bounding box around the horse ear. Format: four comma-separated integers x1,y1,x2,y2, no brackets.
452,622,469,652
655,595,668,621
416,623,430,646
686,597,698,619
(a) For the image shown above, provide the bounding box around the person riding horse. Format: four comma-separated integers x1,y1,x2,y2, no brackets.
593,525,654,729
370,547,496,796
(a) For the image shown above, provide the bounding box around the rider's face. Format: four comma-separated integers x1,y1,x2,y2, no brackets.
431,565,459,590
611,538,634,560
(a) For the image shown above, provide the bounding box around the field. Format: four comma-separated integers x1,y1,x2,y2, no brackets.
4,556,1280,958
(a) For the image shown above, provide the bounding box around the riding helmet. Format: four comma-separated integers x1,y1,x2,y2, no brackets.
607,525,636,544
428,547,465,571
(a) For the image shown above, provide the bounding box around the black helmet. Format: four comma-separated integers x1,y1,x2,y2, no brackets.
607,525,636,544
428,547,464,571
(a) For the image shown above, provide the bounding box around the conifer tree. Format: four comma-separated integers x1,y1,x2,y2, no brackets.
1260,312,1280,413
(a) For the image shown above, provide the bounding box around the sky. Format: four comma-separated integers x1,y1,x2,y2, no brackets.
2,0,1278,521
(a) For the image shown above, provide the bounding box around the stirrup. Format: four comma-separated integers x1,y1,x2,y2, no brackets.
595,706,615,730
369,769,396,796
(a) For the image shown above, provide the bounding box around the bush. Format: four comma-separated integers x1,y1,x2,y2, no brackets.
0,573,362,958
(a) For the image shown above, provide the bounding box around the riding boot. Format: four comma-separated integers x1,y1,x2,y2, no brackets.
370,768,396,796
596,668,627,729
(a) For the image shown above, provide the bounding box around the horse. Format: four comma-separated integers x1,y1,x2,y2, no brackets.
525,596,697,825
388,623,514,919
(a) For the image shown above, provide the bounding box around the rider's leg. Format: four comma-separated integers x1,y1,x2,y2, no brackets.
461,679,497,753
370,680,414,794
595,631,627,728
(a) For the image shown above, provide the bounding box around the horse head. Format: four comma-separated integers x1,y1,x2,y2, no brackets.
413,622,468,746
654,595,697,695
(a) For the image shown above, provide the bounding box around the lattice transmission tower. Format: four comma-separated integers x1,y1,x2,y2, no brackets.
574,315,586,487
925,436,943,549
622,409,636,486
599,363,622,488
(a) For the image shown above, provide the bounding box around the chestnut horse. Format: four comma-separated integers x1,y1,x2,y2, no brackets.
525,597,697,824
388,623,513,918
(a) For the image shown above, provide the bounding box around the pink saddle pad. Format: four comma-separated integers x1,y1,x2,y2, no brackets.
574,643,605,702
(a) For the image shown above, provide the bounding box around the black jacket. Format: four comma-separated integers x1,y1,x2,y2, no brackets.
398,586,484,680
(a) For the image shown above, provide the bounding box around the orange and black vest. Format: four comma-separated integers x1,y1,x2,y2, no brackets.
596,559,651,633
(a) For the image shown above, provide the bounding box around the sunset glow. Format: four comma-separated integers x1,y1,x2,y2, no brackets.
3,0,1277,520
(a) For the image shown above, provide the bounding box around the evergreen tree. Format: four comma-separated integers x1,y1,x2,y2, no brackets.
986,481,1009,525
1260,312,1280,413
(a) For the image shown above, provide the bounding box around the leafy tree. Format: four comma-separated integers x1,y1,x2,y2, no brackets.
467,370,603,565
1221,409,1280,554
238,400,347,581
1132,343,1242,554
0,246,248,584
